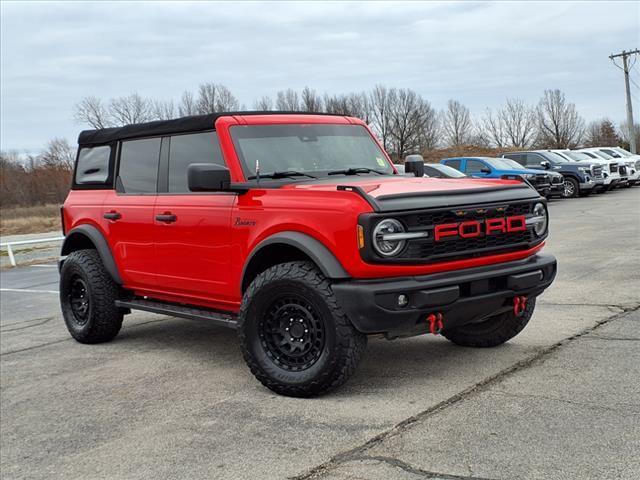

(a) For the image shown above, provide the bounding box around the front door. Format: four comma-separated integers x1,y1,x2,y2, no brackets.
153,131,236,310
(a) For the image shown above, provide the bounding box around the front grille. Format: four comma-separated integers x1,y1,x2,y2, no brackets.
592,166,603,178
635,160,640,170
534,174,550,186
619,165,628,176
609,163,618,174
368,201,543,263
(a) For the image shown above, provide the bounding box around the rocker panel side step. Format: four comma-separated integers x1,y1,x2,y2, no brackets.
115,298,238,329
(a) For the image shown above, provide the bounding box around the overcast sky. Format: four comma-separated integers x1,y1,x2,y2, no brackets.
1,0,639,153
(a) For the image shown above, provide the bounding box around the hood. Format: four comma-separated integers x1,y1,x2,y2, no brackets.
282,175,539,212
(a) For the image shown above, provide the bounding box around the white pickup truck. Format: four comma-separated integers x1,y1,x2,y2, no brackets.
595,147,640,186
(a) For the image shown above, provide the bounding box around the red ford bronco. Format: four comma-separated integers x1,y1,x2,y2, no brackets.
59,112,556,397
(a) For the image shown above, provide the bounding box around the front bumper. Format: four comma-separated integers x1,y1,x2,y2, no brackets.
579,177,596,190
332,254,557,338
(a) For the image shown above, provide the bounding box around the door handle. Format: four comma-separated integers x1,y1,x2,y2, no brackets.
103,211,121,220
155,213,177,223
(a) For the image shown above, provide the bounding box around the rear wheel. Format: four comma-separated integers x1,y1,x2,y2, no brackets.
562,178,579,198
60,249,123,343
442,298,536,348
238,261,367,397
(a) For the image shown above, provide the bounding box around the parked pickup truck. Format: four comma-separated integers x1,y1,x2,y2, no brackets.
440,156,564,197
501,150,602,198
59,112,557,397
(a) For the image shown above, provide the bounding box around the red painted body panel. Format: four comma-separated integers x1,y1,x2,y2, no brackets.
64,113,546,314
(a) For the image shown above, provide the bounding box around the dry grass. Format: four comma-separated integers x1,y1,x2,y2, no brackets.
1,204,61,236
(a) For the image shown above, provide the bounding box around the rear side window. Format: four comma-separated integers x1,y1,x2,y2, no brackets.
168,131,225,193
444,159,461,170
118,138,161,193
465,159,487,173
75,146,111,184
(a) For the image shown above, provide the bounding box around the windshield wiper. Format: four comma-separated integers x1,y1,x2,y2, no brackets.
247,170,317,180
327,167,387,176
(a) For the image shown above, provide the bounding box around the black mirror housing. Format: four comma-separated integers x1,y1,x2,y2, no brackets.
540,161,550,169
404,155,425,177
188,163,231,192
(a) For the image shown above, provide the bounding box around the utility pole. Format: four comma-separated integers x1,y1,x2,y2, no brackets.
609,49,639,153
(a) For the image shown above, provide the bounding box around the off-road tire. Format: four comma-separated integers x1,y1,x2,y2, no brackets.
562,178,579,198
60,249,123,343
442,298,536,348
238,261,367,397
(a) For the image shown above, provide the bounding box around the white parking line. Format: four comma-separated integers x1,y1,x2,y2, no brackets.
30,264,58,268
0,288,58,294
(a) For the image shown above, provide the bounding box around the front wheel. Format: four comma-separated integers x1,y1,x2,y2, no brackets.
442,298,536,348
238,262,367,397
562,178,579,198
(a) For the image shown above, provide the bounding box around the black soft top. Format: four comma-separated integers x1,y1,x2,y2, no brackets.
77,111,339,147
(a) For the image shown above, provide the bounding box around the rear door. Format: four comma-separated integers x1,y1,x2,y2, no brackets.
101,137,161,290
153,131,236,310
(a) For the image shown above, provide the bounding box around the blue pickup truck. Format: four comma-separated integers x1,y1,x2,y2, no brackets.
441,156,564,197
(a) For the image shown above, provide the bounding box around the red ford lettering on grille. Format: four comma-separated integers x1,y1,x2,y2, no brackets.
434,215,526,241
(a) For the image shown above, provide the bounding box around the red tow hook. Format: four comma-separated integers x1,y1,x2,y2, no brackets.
427,313,444,335
513,296,527,317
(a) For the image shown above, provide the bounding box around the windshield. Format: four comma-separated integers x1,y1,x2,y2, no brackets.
587,150,613,160
484,157,527,170
430,164,467,177
230,124,393,178
614,147,632,157
565,151,593,162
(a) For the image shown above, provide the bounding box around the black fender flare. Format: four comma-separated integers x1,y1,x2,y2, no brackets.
60,224,123,285
242,231,350,287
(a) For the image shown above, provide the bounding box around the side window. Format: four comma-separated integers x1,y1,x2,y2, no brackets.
466,159,488,173
75,145,111,184
503,154,524,165
445,159,461,170
118,138,161,193
525,153,545,167
168,131,225,193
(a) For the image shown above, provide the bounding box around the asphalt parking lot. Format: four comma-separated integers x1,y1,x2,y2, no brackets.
1,187,639,480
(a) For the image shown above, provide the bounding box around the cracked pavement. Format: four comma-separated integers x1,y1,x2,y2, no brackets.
1,187,639,479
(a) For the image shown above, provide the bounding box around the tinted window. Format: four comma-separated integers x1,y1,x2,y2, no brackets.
168,132,225,193
466,159,488,173
75,146,111,184
503,153,525,165
118,138,161,193
525,153,545,167
444,159,461,170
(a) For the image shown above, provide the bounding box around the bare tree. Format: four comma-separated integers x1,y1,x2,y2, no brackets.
275,89,300,111
195,83,240,113
253,95,273,110
419,105,440,151
536,89,585,148
387,89,438,159
178,90,197,116
300,87,323,112
40,138,76,169
369,85,397,151
109,93,153,125
152,99,176,120
618,121,639,148
585,119,621,147
74,96,111,129
442,99,473,146
323,93,349,115
502,98,537,148
481,108,505,148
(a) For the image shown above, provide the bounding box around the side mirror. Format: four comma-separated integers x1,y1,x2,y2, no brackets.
404,155,425,177
188,163,231,192
540,161,550,169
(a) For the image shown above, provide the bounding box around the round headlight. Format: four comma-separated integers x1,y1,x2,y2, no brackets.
532,202,548,237
373,219,406,257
